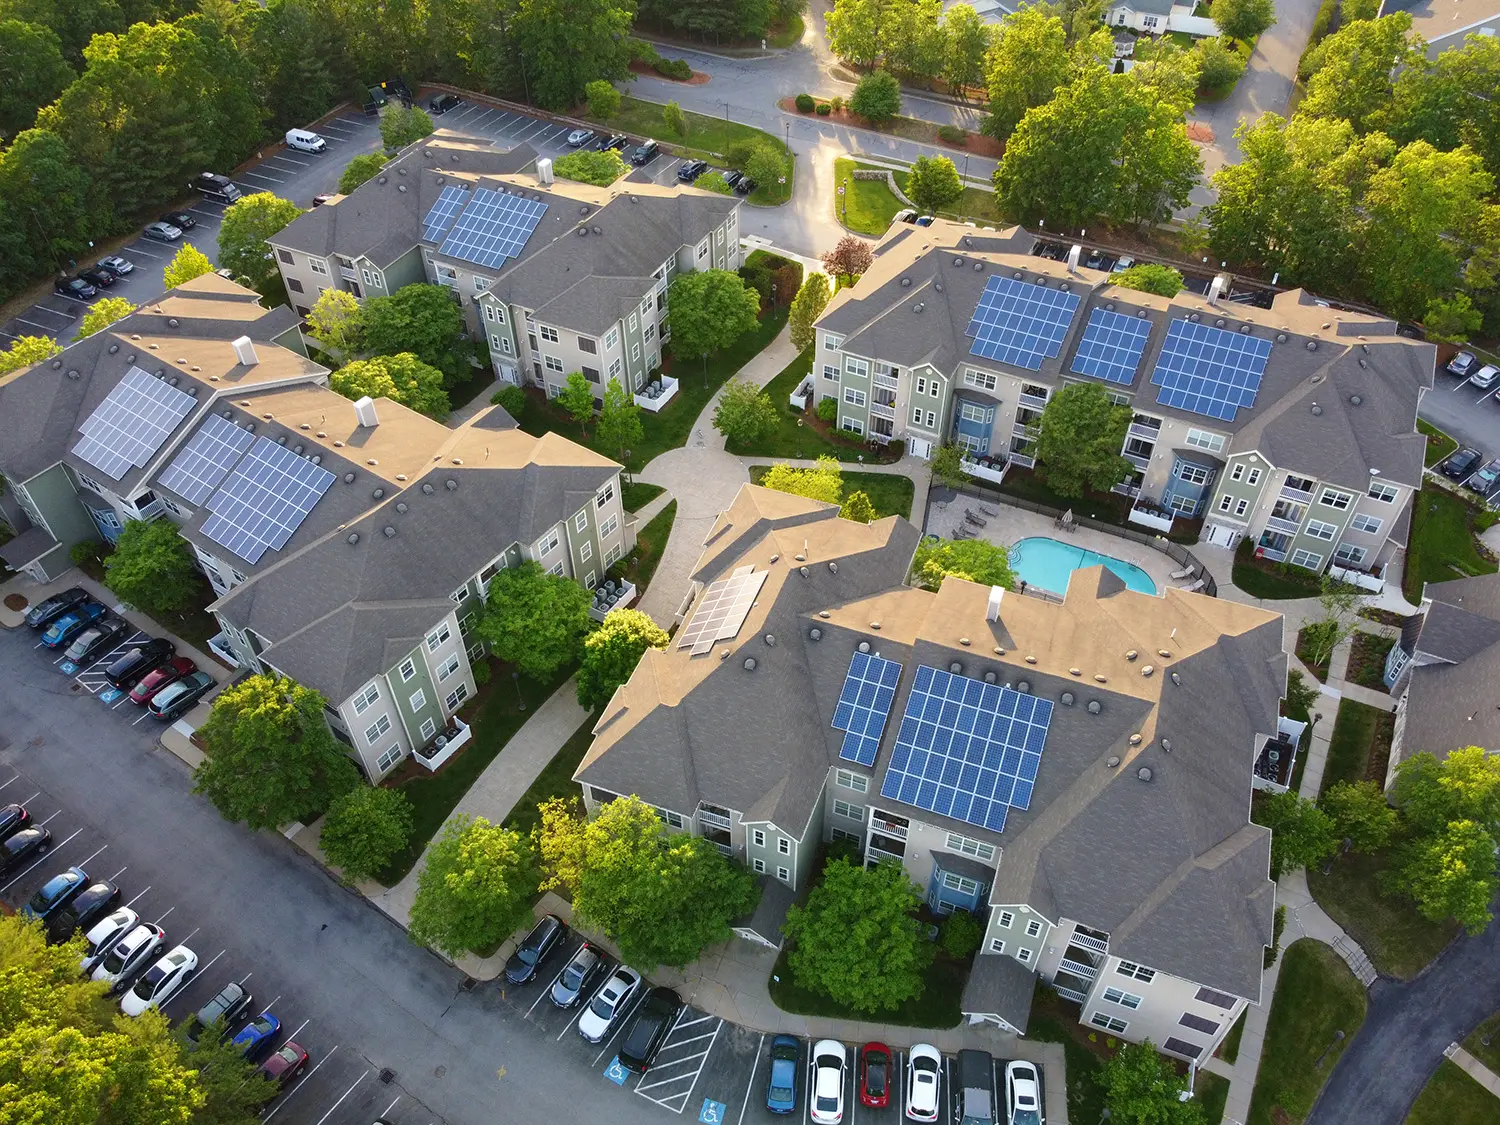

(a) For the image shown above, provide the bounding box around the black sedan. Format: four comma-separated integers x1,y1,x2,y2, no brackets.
46,878,121,943
595,133,629,152
55,276,96,300
161,211,197,231
504,914,567,984
104,638,175,690
733,175,757,195
1,827,52,875
0,803,31,842
63,617,129,665
24,587,90,630
429,92,461,115
79,266,117,288
1442,446,1483,481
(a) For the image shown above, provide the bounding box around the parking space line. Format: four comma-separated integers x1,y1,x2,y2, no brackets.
262,1044,339,1122
123,246,163,259
313,1070,372,1125
514,121,549,142
194,949,227,980
268,154,310,168
526,941,582,1019
0,826,82,892
16,317,61,332
556,1000,589,1041
38,810,63,825
287,1017,311,1040
239,972,253,985
497,115,531,137
26,305,75,319
655,1031,718,1051
123,884,152,907
674,1014,716,1031
74,843,109,868
181,926,200,944
738,1033,765,1125
18,790,40,806
152,906,174,924
241,170,286,185
0,775,19,791
381,1095,401,1118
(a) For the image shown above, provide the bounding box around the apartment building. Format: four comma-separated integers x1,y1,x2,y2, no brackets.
268,133,741,400
0,274,629,781
575,484,1284,1053
812,221,1433,581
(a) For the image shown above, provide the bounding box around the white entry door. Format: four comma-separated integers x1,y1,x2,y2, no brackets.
499,363,518,385
1206,522,1237,547
909,437,933,460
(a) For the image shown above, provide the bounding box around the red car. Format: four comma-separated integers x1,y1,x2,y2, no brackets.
859,1042,892,1109
128,657,197,705
260,1041,309,1088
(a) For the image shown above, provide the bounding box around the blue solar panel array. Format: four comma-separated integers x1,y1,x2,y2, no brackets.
881,666,1054,834
157,413,256,505
832,651,903,767
1150,318,1274,422
965,275,1081,370
200,436,336,564
422,185,470,244
72,367,197,481
438,188,549,270
1070,307,1153,386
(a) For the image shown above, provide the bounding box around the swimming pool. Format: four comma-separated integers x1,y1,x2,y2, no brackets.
1009,536,1157,596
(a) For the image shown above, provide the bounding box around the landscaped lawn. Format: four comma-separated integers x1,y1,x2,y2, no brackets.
502,712,598,840
1246,939,1367,1125
1321,696,1393,795
723,347,900,463
1419,419,1457,467
1463,1009,1500,1072
376,663,571,884
1403,483,1498,602
891,169,1009,226
1344,631,1395,691
1197,1070,1230,1124
612,500,676,593
1404,1060,1497,1125
833,157,905,236
748,466,915,520
1231,538,1324,599
1308,849,1458,979
1295,625,1332,682
1217,1008,1248,1064
622,481,665,512
767,945,968,1028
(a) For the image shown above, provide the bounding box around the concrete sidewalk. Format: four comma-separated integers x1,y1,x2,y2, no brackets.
1444,1043,1500,1100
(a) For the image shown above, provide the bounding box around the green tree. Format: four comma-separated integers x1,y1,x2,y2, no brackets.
1129,39,1202,114
511,0,635,111
71,296,135,342
330,353,450,420
576,607,669,710
0,128,98,283
379,102,434,150
555,370,596,431
237,0,339,135
760,456,843,504
538,794,759,969
0,19,73,142
982,6,1071,139
337,152,386,195
1100,1041,1204,1125
217,192,303,291
939,909,983,958
840,490,876,523
1212,0,1274,42
1320,780,1398,854
667,268,761,362
905,154,963,216
0,334,61,375
1195,36,1246,94
911,537,1016,590
1341,0,1380,19
585,78,621,118
783,857,931,1012
1286,668,1318,715
305,288,364,358
318,785,413,884
1391,746,1500,836
695,171,734,195
596,376,644,461
663,99,688,137
789,272,832,350
1035,382,1132,498
162,243,215,290
359,283,472,386
553,148,628,185
193,674,361,831
1387,35,1500,185
179,1016,281,1121
942,3,992,95
714,379,779,446
1252,790,1339,879
882,0,945,81
1113,263,1184,297
492,382,528,418
103,517,199,614
408,814,538,957
1300,13,1420,131
1424,293,1484,343
929,442,969,489
1393,819,1496,933
850,70,901,124
475,560,592,681
821,234,874,285
825,0,885,68
1301,578,1363,669
744,143,787,195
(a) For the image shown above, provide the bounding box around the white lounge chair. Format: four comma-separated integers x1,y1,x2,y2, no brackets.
1182,577,1206,592
1171,564,1197,580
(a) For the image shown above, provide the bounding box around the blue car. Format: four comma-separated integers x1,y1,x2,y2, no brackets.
766,1034,800,1114
40,601,108,649
22,867,89,922
231,1011,280,1059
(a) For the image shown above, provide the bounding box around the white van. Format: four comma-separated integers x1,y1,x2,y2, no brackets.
285,129,327,153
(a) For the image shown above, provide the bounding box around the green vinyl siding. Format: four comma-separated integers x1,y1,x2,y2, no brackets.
24,465,101,554
390,646,442,746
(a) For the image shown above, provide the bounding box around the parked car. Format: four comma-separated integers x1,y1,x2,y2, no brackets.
21,867,89,922
80,907,139,974
63,617,128,664
40,601,109,648
567,128,596,147
1111,255,1136,273
596,133,629,151
142,221,182,242
859,1042,892,1109
148,671,215,719
97,255,135,276
503,914,567,984
231,1011,281,1059
905,1043,942,1121
914,215,935,227
185,981,254,1044
129,657,198,705
1442,446,1484,480
617,986,682,1073
1447,350,1477,377
1469,364,1500,389
192,173,241,202
549,942,605,1008
284,128,327,153
677,159,708,182
312,194,336,207
104,638,175,690
91,922,166,992
1004,1061,1043,1125
732,175,756,195
121,944,198,1016
892,208,917,224
1084,249,1105,270
955,1049,996,1125
810,1040,847,1124
261,1042,309,1088
54,276,96,300
765,1034,800,1114
630,139,659,165
1466,456,1500,495
428,92,461,115
24,586,90,629
0,826,50,874
577,965,642,1043
79,266,117,288
162,211,197,231
721,170,743,189
46,878,121,943
0,803,31,842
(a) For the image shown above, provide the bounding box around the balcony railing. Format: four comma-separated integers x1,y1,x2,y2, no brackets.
1071,931,1110,956
1018,392,1048,411
1058,957,1100,981
868,843,905,864
1329,563,1384,593
1257,546,1287,563
873,372,900,390
1009,452,1036,469
1127,421,1161,442
870,816,908,839
697,809,732,830
206,632,241,669
339,266,358,282
1124,452,1149,471
1280,483,1315,503
1013,422,1039,440
1265,515,1302,535
1054,986,1089,1004
1112,482,1142,499
869,400,896,420
416,717,472,772
435,273,458,288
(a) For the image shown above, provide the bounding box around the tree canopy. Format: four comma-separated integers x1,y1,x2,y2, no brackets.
162,243,215,290
338,152,386,196
906,155,963,216
840,490,876,524
759,456,843,504
217,192,303,291
318,785,413,884
331,353,449,420
1252,790,1339,879
821,235,874,285
408,815,537,957
305,287,364,358
595,376,644,462
474,560,592,681
0,334,61,375
850,70,901,124
714,380,779,447
73,297,135,342
555,371,596,431
667,269,761,359
982,6,1074,139
378,103,434,150
1300,13,1421,133
358,283,473,386
577,608,670,710
103,517,200,614
1113,263,1184,297
1099,1041,1204,1125
0,18,73,142
1212,0,1275,42
789,273,832,351
1035,382,1132,498
911,537,1016,591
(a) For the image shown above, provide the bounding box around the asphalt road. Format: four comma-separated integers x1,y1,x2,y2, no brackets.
1417,365,1500,471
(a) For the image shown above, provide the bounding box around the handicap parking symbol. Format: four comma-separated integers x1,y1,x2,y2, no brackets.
604,1057,628,1086
98,688,125,704
58,661,78,675
698,1098,726,1124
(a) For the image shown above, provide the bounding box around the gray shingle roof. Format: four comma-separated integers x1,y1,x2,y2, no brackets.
960,954,1036,1032
260,598,455,701
0,525,59,569
734,877,798,947
1396,574,1500,769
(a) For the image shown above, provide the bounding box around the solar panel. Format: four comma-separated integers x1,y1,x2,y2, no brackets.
880,665,1054,834
200,436,336,564
438,188,549,270
157,413,256,504
72,366,197,481
1070,307,1153,386
676,569,769,655
1150,318,1273,422
832,650,904,767
965,275,1081,370
422,184,470,244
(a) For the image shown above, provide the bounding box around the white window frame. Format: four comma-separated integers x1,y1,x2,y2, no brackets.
1320,488,1353,510
437,654,461,681
1218,493,1234,512
777,837,791,856
1090,1012,1129,1034
539,325,559,343
426,622,451,651
1350,513,1382,535
543,355,564,373
308,258,329,277
836,769,869,793
574,510,588,534
777,866,790,882
998,910,1015,928
989,938,1006,954
751,829,765,847
607,357,622,380
1334,543,1367,566
1175,462,1211,486
1230,463,1245,482
844,356,869,377
942,872,979,895
753,858,766,873
419,716,437,741
353,683,380,714
580,540,593,563
375,744,403,772
1185,429,1225,453
600,514,618,538
1305,520,1337,541
1290,548,1323,570
843,387,866,407
444,684,469,710
539,528,560,555
1369,481,1398,503
841,417,864,436
398,658,416,683
1117,961,1157,983
1025,919,1042,937
1017,947,1033,963
1235,498,1250,517
964,369,997,392
408,689,426,712
823,365,839,382
1103,987,1143,1009
945,832,996,862
833,800,864,820
364,713,391,743
825,334,843,351
1246,467,1262,486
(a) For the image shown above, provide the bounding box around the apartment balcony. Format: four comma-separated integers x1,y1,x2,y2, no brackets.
1258,546,1287,563
206,633,241,669
339,266,358,282
1124,452,1150,472
1280,483,1315,503
870,815,908,840
1053,985,1089,1004
868,841,906,863
1008,452,1036,469
435,273,458,289
961,458,1008,486
1013,422,1040,441
1112,482,1142,499
869,400,896,420
1058,957,1101,982
1018,392,1048,411
1070,931,1110,956
1265,515,1302,536
416,717,472,772
1127,421,1161,442
1329,563,1385,593
873,371,900,391
697,809,732,831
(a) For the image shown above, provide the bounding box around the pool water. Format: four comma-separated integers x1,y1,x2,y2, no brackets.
1009,536,1157,596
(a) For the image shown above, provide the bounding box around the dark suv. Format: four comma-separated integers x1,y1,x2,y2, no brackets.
1442,446,1483,481
104,638,175,690
618,987,683,1073
630,139,659,166
429,92,461,115
503,914,567,984
677,159,708,182
24,587,90,630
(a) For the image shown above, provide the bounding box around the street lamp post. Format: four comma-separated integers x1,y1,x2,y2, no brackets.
511,670,525,711
718,100,730,124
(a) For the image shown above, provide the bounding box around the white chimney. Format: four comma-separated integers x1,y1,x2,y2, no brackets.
537,157,554,185
231,336,258,366
1207,274,1228,305
353,395,379,428
1065,244,1082,273
986,585,1004,622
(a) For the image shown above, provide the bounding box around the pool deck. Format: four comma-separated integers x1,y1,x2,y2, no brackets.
926,497,1194,598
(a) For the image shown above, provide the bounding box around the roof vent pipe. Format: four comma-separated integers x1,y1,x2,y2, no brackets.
1016,679,1029,693
984,671,996,684
858,641,871,654
1137,767,1152,782
953,663,965,675
231,336,258,366
1060,692,1074,706
1106,756,1120,768
809,628,822,641
1207,274,1227,305
986,585,1004,622
353,396,379,428
1066,244,1082,273
743,658,756,671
